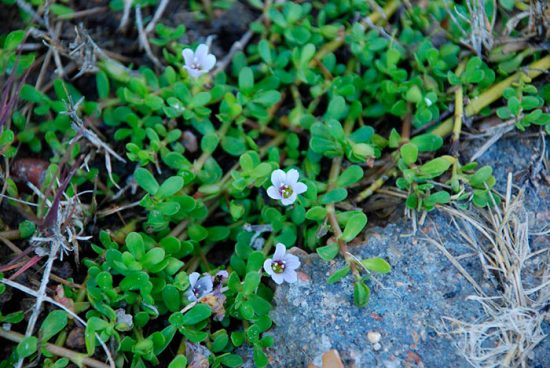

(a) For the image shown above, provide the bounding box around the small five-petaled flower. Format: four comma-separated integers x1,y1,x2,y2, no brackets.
185,272,213,301
267,169,307,206
182,44,216,79
263,243,301,285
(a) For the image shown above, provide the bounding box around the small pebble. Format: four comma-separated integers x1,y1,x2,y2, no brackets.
368,331,381,344
373,343,382,351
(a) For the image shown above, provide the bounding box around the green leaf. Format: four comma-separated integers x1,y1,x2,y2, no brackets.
181,304,211,325
400,143,418,165
144,95,164,111
39,310,68,342
96,71,110,98
126,232,145,259
17,336,37,359
5,30,25,50
134,168,159,195
162,285,181,312
258,40,272,64
319,188,347,204
156,176,184,198
201,133,219,153
190,92,211,107
142,248,166,268
336,165,363,187
316,243,339,261
353,280,370,306
50,4,74,16
325,95,347,120
470,166,493,187
361,258,391,273
220,353,244,367
239,67,254,93
253,90,281,106
243,271,261,295
168,355,188,368
341,213,367,242
327,265,350,284
419,156,453,177
410,134,443,152
18,220,36,238
305,206,327,221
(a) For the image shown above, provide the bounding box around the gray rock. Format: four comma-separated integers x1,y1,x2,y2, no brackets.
240,136,549,368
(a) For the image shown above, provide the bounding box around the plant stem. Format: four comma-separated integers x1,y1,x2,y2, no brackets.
356,55,550,203
310,0,400,68
193,120,232,173
451,62,466,156
432,55,550,137
355,167,398,202
0,329,110,368
325,118,360,278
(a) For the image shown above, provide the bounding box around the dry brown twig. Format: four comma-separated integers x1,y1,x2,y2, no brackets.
136,5,163,69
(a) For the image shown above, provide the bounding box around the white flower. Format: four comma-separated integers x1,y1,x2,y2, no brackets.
115,308,133,331
185,272,213,301
263,243,301,285
182,44,216,79
267,169,308,206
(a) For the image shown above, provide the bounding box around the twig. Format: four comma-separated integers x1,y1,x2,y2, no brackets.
470,123,515,162
16,0,45,26
0,329,110,368
58,6,108,20
15,239,61,368
145,0,170,34
119,0,133,31
212,26,255,75
136,5,163,69
0,278,115,368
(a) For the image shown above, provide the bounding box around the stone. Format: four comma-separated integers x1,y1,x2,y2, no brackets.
239,136,549,367
367,331,381,344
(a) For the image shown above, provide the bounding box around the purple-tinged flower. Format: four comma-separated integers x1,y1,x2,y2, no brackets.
214,270,229,286
185,272,213,301
267,169,308,206
182,44,216,79
263,243,301,285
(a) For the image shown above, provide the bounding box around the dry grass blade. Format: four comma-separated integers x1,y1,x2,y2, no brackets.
439,175,549,368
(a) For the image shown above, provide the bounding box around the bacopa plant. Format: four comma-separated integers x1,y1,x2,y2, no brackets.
0,0,548,367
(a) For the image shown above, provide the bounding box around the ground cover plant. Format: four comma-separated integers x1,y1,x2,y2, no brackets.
0,0,548,367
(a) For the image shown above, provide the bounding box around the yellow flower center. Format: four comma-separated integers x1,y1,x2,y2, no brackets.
271,260,286,274
279,184,293,199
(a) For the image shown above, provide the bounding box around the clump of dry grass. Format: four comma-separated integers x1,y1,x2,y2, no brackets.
436,174,549,368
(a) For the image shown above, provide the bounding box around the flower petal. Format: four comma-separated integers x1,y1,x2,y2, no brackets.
271,169,286,188
284,253,301,270
202,54,216,72
281,192,297,206
184,66,205,79
293,182,308,195
282,269,298,284
185,289,197,301
271,273,285,285
273,243,286,260
197,276,213,295
182,48,194,66
286,169,299,184
188,272,200,287
263,259,274,276
267,186,282,200
195,43,208,60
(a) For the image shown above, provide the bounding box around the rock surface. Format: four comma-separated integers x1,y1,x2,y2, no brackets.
242,135,549,367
